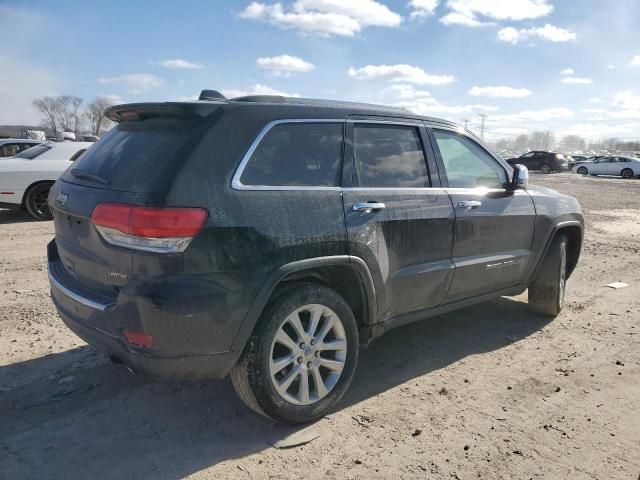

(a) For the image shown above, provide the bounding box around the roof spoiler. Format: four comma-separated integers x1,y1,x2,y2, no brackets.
105,102,220,122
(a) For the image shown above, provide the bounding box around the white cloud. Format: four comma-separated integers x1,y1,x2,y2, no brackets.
612,90,640,110
256,54,315,76
440,0,552,27
561,77,593,85
238,0,402,37
100,94,125,105
387,83,432,99
556,122,640,139
605,64,616,70
498,24,576,44
0,55,58,124
560,68,574,76
348,64,456,85
589,97,603,104
630,55,640,66
581,108,607,114
221,83,300,98
383,81,497,118
409,0,439,18
490,107,574,123
468,85,532,98
97,74,164,93
156,59,204,69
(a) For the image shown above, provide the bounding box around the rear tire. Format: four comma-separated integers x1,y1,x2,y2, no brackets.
24,182,53,220
231,283,359,424
541,163,552,174
621,168,634,179
528,234,567,316
577,166,588,175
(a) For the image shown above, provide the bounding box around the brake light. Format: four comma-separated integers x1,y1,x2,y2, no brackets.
92,204,208,253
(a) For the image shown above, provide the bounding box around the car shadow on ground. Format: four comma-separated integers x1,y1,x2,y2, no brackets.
0,208,40,225
0,297,552,479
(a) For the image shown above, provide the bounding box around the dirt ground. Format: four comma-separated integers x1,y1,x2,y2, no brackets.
1,173,638,480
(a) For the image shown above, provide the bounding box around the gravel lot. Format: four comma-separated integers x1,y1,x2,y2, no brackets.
1,173,639,480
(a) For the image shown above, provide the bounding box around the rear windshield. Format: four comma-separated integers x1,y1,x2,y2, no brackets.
15,144,51,159
61,116,201,192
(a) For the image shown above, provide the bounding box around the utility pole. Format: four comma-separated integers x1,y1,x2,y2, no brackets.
479,113,488,140
462,118,470,130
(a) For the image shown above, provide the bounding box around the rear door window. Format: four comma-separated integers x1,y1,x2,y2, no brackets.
353,124,429,188
15,144,51,159
239,122,343,187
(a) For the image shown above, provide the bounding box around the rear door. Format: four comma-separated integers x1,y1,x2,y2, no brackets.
342,119,455,320
429,127,536,302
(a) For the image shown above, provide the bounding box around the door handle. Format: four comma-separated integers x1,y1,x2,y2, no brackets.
353,202,386,212
458,200,482,208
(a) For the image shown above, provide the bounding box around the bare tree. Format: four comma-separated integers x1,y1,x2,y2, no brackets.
32,96,62,137
85,97,115,136
559,135,586,152
530,131,555,151
514,134,529,152
71,96,83,135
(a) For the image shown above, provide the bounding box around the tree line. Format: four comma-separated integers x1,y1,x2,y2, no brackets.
32,95,116,138
491,131,640,153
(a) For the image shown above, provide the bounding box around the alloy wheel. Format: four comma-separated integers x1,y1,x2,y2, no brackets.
269,304,347,405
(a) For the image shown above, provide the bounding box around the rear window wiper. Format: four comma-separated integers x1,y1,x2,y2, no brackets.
70,168,110,185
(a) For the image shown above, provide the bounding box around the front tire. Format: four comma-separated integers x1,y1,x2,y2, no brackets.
577,166,588,175
621,168,634,179
541,163,552,174
231,283,359,424
24,182,53,220
528,234,567,316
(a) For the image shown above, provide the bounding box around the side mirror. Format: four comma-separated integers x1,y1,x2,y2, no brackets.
512,164,528,189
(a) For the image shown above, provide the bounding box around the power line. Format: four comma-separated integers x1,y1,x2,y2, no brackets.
478,114,488,140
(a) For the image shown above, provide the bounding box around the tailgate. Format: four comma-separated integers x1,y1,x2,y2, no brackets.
49,180,141,297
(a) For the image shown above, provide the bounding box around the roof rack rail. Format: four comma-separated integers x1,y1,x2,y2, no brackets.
198,90,226,101
230,95,287,103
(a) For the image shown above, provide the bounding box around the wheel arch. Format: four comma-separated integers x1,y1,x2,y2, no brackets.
528,221,583,285
231,256,377,352
21,179,55,207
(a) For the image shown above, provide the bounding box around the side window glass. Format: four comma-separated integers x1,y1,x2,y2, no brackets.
353,124,429,188
433,130,508,188
240,122,343,187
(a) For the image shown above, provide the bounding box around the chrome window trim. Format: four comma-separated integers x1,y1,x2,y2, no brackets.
231,118,345,191
347,118,424,127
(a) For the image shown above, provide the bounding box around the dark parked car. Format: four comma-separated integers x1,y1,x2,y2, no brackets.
506,151,570,173
47,92,584,424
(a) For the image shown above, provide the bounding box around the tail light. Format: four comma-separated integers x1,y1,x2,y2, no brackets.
91,203,208,253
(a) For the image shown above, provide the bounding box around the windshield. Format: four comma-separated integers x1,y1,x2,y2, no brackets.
15,144,51,159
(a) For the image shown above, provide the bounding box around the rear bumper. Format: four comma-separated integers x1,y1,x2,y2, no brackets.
47,239,246,380
54,296,239,379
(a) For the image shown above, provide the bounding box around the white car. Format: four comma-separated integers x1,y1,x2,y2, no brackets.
0,142,92,219
572,156,640,179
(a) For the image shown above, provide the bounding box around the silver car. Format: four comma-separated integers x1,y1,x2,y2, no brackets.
572,156,640,179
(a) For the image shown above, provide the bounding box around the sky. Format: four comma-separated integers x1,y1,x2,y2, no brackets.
1,0,639,140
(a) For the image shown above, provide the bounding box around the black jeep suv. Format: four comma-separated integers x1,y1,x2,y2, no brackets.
506,151,570,173
47,92,583,424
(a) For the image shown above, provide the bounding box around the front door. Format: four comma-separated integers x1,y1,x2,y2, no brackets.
430,128,536,302
342,120,455,320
